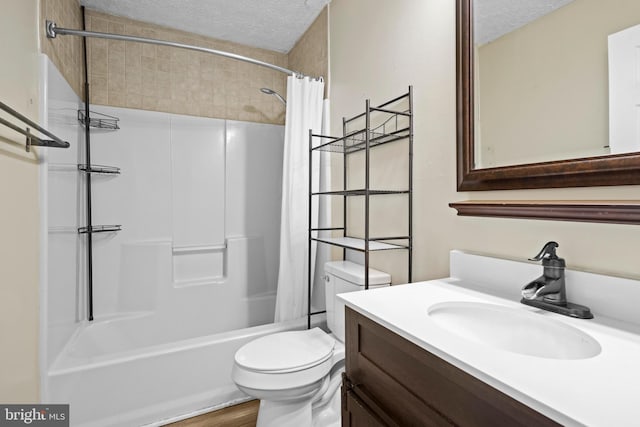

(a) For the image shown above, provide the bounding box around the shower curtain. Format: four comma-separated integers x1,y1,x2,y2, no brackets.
274,76,325,322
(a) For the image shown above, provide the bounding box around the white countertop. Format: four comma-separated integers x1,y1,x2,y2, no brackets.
338,278,640,427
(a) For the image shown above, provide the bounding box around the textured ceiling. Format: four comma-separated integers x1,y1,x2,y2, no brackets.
475,0,575,45
79,0,330,53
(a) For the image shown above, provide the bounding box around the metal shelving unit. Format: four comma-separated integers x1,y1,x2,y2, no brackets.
77,7,121,321
307,87,413,328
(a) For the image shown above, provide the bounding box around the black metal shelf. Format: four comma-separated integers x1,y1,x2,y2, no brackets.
78,109,120,130
307,86,414,330
75,54,121,320
311,236,409,252
78,164,121,175
78,224,122,234
311,126,410,154
312,189,410,196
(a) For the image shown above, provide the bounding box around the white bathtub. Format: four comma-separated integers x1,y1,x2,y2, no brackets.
47,317,317,427
44,237,303,427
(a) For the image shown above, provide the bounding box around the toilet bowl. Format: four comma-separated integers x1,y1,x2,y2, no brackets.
231,260,391,427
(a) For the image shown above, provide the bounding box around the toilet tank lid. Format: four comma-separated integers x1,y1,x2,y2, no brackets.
325,260,391,286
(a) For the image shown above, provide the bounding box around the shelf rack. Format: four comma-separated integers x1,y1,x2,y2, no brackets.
77,103,122,322
0,100,70,152
76,8,122,321
77,109,120,130
78,164,121,175
78,225,122,234
307,86,413,328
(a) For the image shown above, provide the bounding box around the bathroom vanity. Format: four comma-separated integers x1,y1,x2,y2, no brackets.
339,250,640,426
342,306,558,426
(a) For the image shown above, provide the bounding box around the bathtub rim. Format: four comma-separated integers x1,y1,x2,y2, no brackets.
49,315,327,376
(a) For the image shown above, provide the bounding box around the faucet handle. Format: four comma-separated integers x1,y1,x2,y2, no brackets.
529,241,559,262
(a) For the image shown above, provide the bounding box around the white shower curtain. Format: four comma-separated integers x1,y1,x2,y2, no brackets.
274,76,325,322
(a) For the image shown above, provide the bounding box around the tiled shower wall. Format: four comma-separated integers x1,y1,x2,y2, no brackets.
40,0,85,97
39,2,327,125
84,10,288,124
288,7,329,96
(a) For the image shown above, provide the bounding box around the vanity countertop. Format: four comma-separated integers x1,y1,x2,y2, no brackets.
339,277,640,427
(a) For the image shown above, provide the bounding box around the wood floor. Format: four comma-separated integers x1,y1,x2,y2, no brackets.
168,400,259,427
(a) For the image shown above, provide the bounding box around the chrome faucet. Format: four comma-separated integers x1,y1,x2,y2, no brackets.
521,242,593,319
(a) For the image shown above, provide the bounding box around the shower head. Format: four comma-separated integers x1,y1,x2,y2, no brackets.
260,87,286,105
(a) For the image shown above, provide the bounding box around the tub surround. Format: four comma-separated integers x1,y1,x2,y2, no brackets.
339,250,640,426
40,55,290,426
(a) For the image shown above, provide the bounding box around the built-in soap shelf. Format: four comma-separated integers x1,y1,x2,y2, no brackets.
172,243,226,255
172,243,226,287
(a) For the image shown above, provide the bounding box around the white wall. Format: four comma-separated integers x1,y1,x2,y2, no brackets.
0,0,41,402
329,0,640,283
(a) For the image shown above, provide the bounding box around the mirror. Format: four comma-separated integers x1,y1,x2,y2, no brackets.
457,0,640,190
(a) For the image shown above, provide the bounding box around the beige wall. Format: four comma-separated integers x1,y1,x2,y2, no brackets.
0,0,41,402
330,0,640,283
477,0,640,168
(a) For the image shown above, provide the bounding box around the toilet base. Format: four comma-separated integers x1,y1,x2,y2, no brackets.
257,398,313,427
312,382,341,427
255,382,342,427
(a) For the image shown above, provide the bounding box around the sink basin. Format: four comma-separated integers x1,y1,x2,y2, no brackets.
427,302,601,360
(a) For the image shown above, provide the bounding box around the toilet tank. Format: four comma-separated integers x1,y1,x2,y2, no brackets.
324,260,391,342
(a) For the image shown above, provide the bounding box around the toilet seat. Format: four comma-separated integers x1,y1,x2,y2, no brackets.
232,329,340,396
235,328,335,374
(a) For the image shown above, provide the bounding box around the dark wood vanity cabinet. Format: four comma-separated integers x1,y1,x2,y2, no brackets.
342,307,561,427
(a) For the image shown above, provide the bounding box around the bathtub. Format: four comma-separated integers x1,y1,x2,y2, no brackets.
44,238,310,427
47,316,321,427
40,59,305,426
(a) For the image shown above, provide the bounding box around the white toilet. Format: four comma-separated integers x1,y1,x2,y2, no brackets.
232,260,391,427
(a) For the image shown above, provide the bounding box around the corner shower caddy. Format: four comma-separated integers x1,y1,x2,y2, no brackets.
307,87,413,328
77,108,121,322
77,8,122,321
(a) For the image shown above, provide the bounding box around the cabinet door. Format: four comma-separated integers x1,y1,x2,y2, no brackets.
343,389,387,427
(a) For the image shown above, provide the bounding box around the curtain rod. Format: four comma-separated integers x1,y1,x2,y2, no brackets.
45,20,305,78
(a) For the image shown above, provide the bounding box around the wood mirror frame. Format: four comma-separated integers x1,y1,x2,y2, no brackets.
456,0,640,192
452,0,640,224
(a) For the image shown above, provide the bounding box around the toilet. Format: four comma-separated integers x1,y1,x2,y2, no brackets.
231,260,391,427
